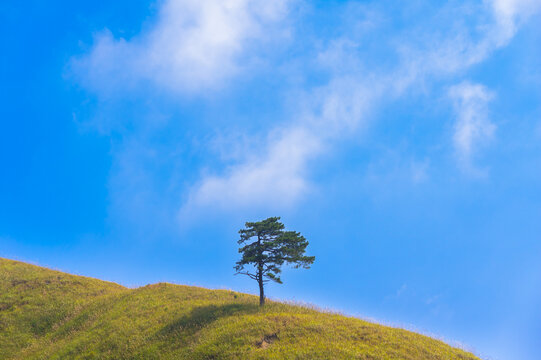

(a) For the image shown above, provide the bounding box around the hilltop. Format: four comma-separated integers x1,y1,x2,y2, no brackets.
0,258,479,359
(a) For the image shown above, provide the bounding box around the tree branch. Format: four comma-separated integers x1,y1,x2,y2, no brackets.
235,271,258,280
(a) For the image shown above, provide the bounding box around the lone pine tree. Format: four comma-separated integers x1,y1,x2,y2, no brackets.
235,217,315,306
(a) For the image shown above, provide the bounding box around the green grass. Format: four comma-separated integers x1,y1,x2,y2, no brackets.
0,258,479,359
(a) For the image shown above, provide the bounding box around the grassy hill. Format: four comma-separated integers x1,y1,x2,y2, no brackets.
0,258,479,359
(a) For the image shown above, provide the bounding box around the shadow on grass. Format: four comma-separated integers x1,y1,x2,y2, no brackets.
157,303,260,340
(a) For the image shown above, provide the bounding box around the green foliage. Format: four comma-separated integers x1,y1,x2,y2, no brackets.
235,217,315,305
0,258,480,359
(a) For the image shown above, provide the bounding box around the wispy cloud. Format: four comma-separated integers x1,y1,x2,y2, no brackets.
182,127,321,214
448,82,496,176
491,0,541,42
182,0,533,214
71,0,293,96
71,0,540,223
391,0,541,94
181,76,379,214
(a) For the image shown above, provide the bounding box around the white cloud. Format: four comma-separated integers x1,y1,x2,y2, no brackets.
72,0,293,95
72,0,539,218
181,77,379,214
448,82,496,175
392,0,541,94
182,127,321,213
181,0,539,214
491,0,541,44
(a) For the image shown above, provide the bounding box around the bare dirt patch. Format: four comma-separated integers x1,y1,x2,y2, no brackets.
256,332,279,349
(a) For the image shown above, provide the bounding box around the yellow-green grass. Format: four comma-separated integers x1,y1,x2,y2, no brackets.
0,258,479,359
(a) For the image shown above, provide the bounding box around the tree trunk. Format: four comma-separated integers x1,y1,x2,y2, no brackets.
258,267,265,306
257,233,265,306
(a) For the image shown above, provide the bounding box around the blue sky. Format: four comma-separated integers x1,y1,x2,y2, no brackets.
1,0,540,359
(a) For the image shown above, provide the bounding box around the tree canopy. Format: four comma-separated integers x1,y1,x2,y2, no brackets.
235,217,315,305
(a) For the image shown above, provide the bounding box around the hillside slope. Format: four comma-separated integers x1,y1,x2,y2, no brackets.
0,258,479,359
